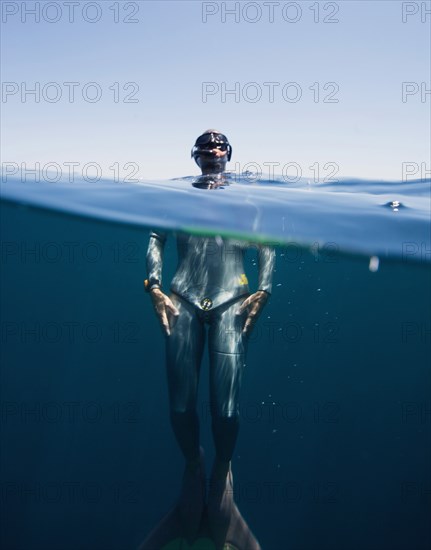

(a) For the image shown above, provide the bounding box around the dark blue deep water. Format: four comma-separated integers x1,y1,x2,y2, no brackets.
1,174,430,549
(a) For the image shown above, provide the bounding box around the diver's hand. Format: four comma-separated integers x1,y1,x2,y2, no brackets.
149,289,179,336
236,291,269,335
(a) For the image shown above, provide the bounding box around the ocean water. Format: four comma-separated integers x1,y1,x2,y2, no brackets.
1,174,430,550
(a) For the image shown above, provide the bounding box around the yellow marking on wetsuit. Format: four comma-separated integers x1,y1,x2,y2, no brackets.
238,274,248,285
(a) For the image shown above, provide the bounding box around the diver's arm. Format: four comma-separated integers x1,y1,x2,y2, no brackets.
146,231,179,336
257,244,276,295
237,244,275,334
146,230,167,289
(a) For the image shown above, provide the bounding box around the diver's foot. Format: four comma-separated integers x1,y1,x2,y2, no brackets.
177,446,206,541
207,461,234,549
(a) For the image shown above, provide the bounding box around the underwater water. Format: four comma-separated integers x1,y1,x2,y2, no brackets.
0,174,430,550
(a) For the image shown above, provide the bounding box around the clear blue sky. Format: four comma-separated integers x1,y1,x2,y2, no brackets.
1,1,430,181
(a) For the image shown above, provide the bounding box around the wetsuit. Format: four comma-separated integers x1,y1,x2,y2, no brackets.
146,230,275,463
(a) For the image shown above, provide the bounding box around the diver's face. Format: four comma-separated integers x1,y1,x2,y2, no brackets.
193,132,230,174
196,153,227,174
195,148,228,174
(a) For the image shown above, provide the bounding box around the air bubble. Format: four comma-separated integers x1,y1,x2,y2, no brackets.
369,256,379,272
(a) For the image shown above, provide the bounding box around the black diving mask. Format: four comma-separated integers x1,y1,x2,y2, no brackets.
191,132,232,161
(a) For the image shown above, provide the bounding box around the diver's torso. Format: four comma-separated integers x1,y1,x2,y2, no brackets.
170,233,250,310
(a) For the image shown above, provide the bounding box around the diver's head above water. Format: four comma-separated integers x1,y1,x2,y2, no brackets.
191,129,232,176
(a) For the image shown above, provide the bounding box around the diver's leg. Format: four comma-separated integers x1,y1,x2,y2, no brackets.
207,296,249,547
208,296,248,466
165,293,206,539
166,294,205,465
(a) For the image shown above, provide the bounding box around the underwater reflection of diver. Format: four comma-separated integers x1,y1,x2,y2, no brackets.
140,131,273,550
